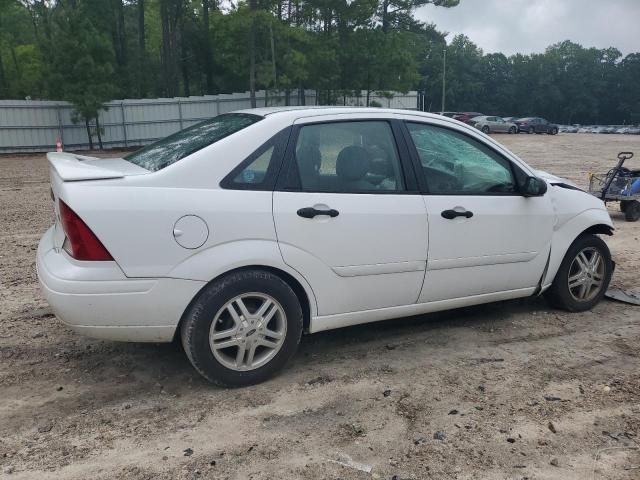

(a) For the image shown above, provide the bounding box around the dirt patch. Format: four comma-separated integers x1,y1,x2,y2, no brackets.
1,134,640,479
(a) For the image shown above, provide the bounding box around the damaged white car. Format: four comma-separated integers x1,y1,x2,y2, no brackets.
37,107,614,386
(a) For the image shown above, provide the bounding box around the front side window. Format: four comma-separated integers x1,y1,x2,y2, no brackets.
406,122,517,195
293,121,405,193
125,113,262,171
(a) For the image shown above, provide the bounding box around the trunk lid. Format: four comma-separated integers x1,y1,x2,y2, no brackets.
47,152,149,250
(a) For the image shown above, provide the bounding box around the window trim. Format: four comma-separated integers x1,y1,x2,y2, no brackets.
220,127,292,191
401,120,529,197
275,118,420,195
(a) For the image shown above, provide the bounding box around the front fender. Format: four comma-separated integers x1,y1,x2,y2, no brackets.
167,239,318,317
543,208,613,287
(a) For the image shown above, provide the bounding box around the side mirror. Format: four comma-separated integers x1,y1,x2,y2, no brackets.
522,176,547,197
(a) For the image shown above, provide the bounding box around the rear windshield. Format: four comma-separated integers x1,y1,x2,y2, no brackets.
125,113,262,171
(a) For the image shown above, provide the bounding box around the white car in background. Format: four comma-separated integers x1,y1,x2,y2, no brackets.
37,107,614,386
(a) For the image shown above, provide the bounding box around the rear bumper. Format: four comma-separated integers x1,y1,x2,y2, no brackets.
36,226,205,342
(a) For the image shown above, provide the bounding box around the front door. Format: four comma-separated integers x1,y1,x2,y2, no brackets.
273,117,428,316
403,120,555,302
492,117,508,132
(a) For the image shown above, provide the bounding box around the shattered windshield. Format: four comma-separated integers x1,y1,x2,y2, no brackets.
125,113,262,171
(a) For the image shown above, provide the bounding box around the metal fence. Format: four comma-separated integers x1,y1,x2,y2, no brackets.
0,90,418,153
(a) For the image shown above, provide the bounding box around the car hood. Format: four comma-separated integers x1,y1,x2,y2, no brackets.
535,169,579,188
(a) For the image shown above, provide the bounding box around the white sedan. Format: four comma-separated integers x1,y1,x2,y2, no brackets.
37,107,614,386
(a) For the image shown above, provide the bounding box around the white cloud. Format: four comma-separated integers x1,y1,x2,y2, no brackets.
416,0,640,56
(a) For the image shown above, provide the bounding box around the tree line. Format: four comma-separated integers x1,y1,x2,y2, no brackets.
1,0,638,134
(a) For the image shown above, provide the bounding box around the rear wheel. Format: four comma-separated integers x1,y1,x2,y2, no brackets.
181,269,303,387
550,127,558,135
482,125,490,134
624,200,640,221
546,234,612,312
528,127,535,134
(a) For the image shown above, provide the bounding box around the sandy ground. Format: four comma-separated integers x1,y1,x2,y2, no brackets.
1,134,639,480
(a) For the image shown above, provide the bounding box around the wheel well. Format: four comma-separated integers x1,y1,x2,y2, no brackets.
582,224,614,236
255,266,312,333
173,265,312,342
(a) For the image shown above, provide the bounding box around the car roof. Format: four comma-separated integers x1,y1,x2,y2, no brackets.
232,106,449,122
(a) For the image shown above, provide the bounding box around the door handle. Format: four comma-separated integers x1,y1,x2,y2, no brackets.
297,207,340,219
441,209,473,220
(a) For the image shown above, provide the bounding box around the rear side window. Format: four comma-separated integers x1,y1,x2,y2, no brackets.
292,121,406,193
234,146,275,185
220,127,290,190
125,113,262,171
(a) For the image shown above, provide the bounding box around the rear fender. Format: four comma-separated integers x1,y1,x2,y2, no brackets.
167,239,318,317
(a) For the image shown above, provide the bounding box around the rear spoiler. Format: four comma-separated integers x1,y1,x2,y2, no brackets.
46,152,147,181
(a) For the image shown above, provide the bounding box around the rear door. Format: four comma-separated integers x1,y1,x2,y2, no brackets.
534,118,544,133
272,115,428,316
401,118,555,302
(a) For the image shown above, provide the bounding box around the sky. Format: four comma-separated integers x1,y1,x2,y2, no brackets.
416,0,640,56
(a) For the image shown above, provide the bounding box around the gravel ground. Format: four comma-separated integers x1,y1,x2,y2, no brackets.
1,134,639,480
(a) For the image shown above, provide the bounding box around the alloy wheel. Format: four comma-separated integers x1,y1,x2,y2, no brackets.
209,293,287,371
567,247,606,302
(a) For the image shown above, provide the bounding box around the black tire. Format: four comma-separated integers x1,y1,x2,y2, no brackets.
528,127,535,134
546,234,612,312
482,125,490,134
620,200,629,213
509,126,516,134
181,269,303,387
624,200,640,221
550,127,558,135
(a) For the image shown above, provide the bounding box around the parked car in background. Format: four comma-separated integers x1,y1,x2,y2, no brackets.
439,112,459,118
515,117,559,135
578,126,593,133
626,127,640,135
453,112,484,124
471,116,518,134
503,117,519,123
37,107,614,386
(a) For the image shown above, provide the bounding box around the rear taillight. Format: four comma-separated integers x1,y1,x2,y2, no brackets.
59,200,113,261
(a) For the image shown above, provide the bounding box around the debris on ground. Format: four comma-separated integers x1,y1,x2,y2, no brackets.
433,431,446,441
605,288,640,305
327,453,372,474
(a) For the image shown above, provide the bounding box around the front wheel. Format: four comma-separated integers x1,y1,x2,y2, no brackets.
509,126,517,134
550,127,558,135
546,234,612,312
181,269,303,387
482,125,490,134
528,127,535,134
